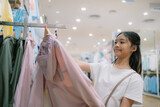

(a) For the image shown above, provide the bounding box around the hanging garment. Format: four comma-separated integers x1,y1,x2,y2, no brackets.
149,55,157,71
148,77,152,92
28,0,40,21
0,36,17,107
0,34,3,47
28,34,104,107
143,76,150,92
12,7,26,38
10,37,25,107
150,76,157,94
30,0,35,10
13,36,36,107
159,78,160,92
0,0,13,38
0,36,25,107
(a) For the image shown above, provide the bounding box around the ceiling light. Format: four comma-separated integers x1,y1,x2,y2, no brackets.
97,42,100,45
48,0,51,2
56,11,60,14
128,22,133,25
72,27,77,30
117,29,121,32
89,33,93,37
76,19,81,22
66,41,70,44
68,37,72,40
81,7,86,11
144,38,147,41
143,12,148,16
122,0,126,3
102,39,106,42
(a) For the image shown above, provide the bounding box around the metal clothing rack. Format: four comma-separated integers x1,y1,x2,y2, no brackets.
0,18,66,38
1,0,66,38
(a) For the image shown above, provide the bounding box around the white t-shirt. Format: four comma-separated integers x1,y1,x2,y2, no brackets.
90,63,143,107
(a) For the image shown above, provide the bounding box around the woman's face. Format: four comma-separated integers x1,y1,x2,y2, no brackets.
113,34,134,59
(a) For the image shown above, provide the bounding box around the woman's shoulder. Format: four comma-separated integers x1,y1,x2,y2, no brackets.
130,71,143,83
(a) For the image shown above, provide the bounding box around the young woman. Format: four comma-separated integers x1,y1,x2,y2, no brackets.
75,31,143,107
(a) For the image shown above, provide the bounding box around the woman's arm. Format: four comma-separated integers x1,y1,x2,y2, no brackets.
120,97,134,107
74,59,91,73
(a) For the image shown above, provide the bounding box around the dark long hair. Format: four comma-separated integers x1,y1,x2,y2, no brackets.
114,31,142,75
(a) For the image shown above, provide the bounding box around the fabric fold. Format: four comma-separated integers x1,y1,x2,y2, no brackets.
13,36,36,107
29,34,104,107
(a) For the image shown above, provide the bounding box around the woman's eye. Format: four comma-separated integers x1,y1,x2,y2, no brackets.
120,42,124,44
114,41,117,44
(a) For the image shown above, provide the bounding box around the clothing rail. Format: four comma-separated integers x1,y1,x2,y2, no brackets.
0,18,66,38
0,21,66,28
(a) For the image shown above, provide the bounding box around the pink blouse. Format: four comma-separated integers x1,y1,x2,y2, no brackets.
28,34,104,107
13,36,36,107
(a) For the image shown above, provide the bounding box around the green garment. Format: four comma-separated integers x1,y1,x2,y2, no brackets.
9,37,25,107
0,36,25,107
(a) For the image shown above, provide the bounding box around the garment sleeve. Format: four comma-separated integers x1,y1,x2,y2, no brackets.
90,63,103,81
124,74,143,104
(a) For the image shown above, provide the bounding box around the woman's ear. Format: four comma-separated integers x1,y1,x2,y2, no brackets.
132,45,137,52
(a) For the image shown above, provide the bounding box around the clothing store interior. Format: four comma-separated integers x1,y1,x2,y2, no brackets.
0,0,160,107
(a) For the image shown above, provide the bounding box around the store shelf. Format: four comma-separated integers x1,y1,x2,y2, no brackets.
142,50,160,99
143,92,160,98
143,72,157,75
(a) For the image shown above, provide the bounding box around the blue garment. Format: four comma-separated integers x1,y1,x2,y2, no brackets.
144,76,150,92
12,8,26,23
148,77,153,92
153,76,157,94
151,76,157,94
31,0,40,21
12,8,26,39
100,52,104,59
150,77,153,93
146,76,157,94
28,0,40,22
34,45,39,64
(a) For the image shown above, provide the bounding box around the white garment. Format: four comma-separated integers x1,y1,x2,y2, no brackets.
90,63,143,107
149,55,157,71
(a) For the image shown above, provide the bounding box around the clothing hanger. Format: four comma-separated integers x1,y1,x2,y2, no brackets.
0,27,4,35
11,29,16,38
29,30,32,37
0,29,3,35
11,0,20,9
0,26,4,33
53,29,58,38
20,31,23,37
44,26,51,36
